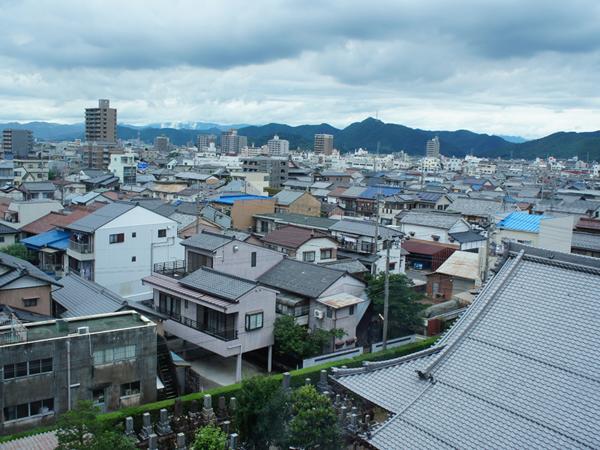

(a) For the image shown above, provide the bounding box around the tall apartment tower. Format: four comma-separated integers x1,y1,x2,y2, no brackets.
197,134,217,149
314,134,334,155
426,136,440,158
267,135,289,156
154,136,170,153
221,129,247,154
85,99,117,143
2,129,33,159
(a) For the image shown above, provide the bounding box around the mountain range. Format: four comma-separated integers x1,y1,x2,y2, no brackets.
1,118,599,160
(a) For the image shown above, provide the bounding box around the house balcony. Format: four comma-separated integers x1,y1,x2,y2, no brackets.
153,260,187,279
155,306,238,342
67,239,95,261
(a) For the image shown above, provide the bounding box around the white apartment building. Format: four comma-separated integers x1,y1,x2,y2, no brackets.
65,202,184,301
420,157,442,173
267,135,289,156
108,152,137,184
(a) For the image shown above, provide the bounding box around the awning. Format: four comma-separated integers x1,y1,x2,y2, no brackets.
21,229,70,251
41,248,59,254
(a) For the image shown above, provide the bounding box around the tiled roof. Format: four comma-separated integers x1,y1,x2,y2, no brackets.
52,273,124,317
255,213,337,230
397,211,463,229
0,222,18,235
329,219,401,239
262,225,331,249
181,230,234,251
19,181,55,192
67,202,136,233
320,258,368,273
433,251,480,280
448,230,486,243
0,252,61,287
447,196,514,217
575,217,600,232
273,190,305,206
0,431,58,449
180,267,256,301
571,231,600,252
333,243,600,449
402,239,458,256
21,206,100,235
258,259,345,298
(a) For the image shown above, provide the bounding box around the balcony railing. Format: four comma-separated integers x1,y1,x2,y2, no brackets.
157,306,238,341
41,263,64,274
153,260,186,278
69,240,93,254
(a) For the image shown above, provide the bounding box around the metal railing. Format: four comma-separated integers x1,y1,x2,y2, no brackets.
153,260,186,278
41,263,63,274
157,306,238,341
69,240,93,254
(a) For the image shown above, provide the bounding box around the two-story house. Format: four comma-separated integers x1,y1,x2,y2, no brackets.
396,210,471,244
273,190,321,217
65,202,184,301
261,225,337,263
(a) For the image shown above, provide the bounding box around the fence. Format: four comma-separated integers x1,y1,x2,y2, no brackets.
370,334,424,353
302,346,364,368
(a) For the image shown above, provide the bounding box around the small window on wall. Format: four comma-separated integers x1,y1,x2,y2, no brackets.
158,229,167,238
302,251,316,262
251,252,257,267
120,381,140,397
109,233,124,244
245,312,264,331
22,297,38,307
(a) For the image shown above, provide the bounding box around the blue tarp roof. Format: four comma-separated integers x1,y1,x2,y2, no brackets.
496,212,548,233
212,194,270,205
22,229,70,251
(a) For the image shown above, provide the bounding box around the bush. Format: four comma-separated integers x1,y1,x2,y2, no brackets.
192,425,227,450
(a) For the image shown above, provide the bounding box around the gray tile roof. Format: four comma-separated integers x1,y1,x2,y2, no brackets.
258,259,345,298
255,213,337,230
320,259,368,273
179,267,256,301
0,222,18,234
333,243,600,449
273,190,305,206
181,230,234,251
329,219,401,239
52,273,124,318
67,202,136,233
446,196,515,217
571,231,600,252
448,230,486,243
0,252,60,287
19,181,56,192
397,211,464,229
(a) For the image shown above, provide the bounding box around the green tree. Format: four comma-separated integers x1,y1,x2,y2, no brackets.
287,385,342,450
367,273,426,338
0,243,35,262
56,401,135,450
274,315,345,360
193,425,228,450
236,376,289,449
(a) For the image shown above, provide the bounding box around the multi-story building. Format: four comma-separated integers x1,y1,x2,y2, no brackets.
241,156,289,189
0,311,157,434
12,159,49,183
425,136,440,158
197,134,217,150
108,151,137,184
2,129,33,159
154,136,170,153
85,99,117,143
65,202,184,301
80,143,114,170
314,134,334,155
267,135,289,156
220,129,247,154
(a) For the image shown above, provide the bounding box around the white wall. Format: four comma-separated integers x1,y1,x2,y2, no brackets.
95,206,184,300
295,238,337,263
539,216,574,253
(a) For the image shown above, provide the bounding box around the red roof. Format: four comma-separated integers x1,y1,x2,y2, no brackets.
262,225,333,249
402,239,458,256
576,217,600,232
21,205,102,235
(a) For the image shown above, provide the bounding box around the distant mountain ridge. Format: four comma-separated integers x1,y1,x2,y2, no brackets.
1,118,599,160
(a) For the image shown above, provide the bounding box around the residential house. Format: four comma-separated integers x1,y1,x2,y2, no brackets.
262,225,337,263
571,232,600,258
65,202,184,300
446,196,518,226
331,243,600,449
258,259,367,349
18,182,56,201
402,239,458,271
0,311,156,434
426,251,481,300
210,195,275,232
273,190,321,217
494,212,573,253
396,211,471,244
254,212,337,236
3,200,63,228
0,223,19,246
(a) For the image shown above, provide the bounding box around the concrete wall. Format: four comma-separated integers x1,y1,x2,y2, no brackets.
0,321,156,434
539,216,573,253
0,282,53,316
231,199,275,232
209,240,284,281
286,193,321,217
94,206,184,301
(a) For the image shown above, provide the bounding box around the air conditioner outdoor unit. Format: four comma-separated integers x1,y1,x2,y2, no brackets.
77,326,90,335
314,309,324,320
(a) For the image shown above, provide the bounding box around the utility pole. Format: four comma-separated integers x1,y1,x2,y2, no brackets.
382,240,390,350
195,194,201,234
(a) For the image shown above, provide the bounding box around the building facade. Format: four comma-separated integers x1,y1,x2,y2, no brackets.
85,99,117,143
267,135,289,156
314,134,334,155
2,129,33,160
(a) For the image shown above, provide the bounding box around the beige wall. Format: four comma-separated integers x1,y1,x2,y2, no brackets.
231,199,275,231
0,285,52,315
287,193,321,217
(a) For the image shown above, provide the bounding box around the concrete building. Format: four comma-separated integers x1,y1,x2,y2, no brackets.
85,99,117,143
426,136,440,158
220,129,247,154
197,134,217,150
0,311,156,434
65,202,184,301
13,159,49,184
81,143,113,170
108,152,137,184
154,136,170,153
314,134,334,155
2,129,33,159
267,135,289,156
241,156,289,189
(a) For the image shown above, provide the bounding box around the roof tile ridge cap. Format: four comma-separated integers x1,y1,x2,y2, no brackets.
417,249,525,381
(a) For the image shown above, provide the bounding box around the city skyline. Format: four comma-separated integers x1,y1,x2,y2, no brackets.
1,1,600,138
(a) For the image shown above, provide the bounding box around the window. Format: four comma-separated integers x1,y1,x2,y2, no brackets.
245,312,264,331
320,248,333,259
0,237,4,243
22,297,38,307
131,256,136,262
361,241,372,253
3,398,54,421
302,251,316,262
326,307,333,318
158,229,167,238
349,305,355,315
109,233,124,244
251,252,257,267
93,345,136,365
388,262,396,271
92,388,105,405
120,381,141,397
132,232,136,238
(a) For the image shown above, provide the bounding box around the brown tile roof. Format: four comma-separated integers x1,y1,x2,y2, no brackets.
576,217,600,233
21,205,102,235
402,238,458,256
327,186,348,198
262,225,333,249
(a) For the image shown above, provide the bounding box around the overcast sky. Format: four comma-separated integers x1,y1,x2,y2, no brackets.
1,0,600,138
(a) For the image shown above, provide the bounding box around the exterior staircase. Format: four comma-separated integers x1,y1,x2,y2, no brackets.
157,335,179,400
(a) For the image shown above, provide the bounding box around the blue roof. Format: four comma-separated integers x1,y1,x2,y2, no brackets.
22,229,70,251
496,212,548,233
212,194,270,205
360,186,402,199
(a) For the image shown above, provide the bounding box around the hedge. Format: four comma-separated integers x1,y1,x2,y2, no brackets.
0,337,437,443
